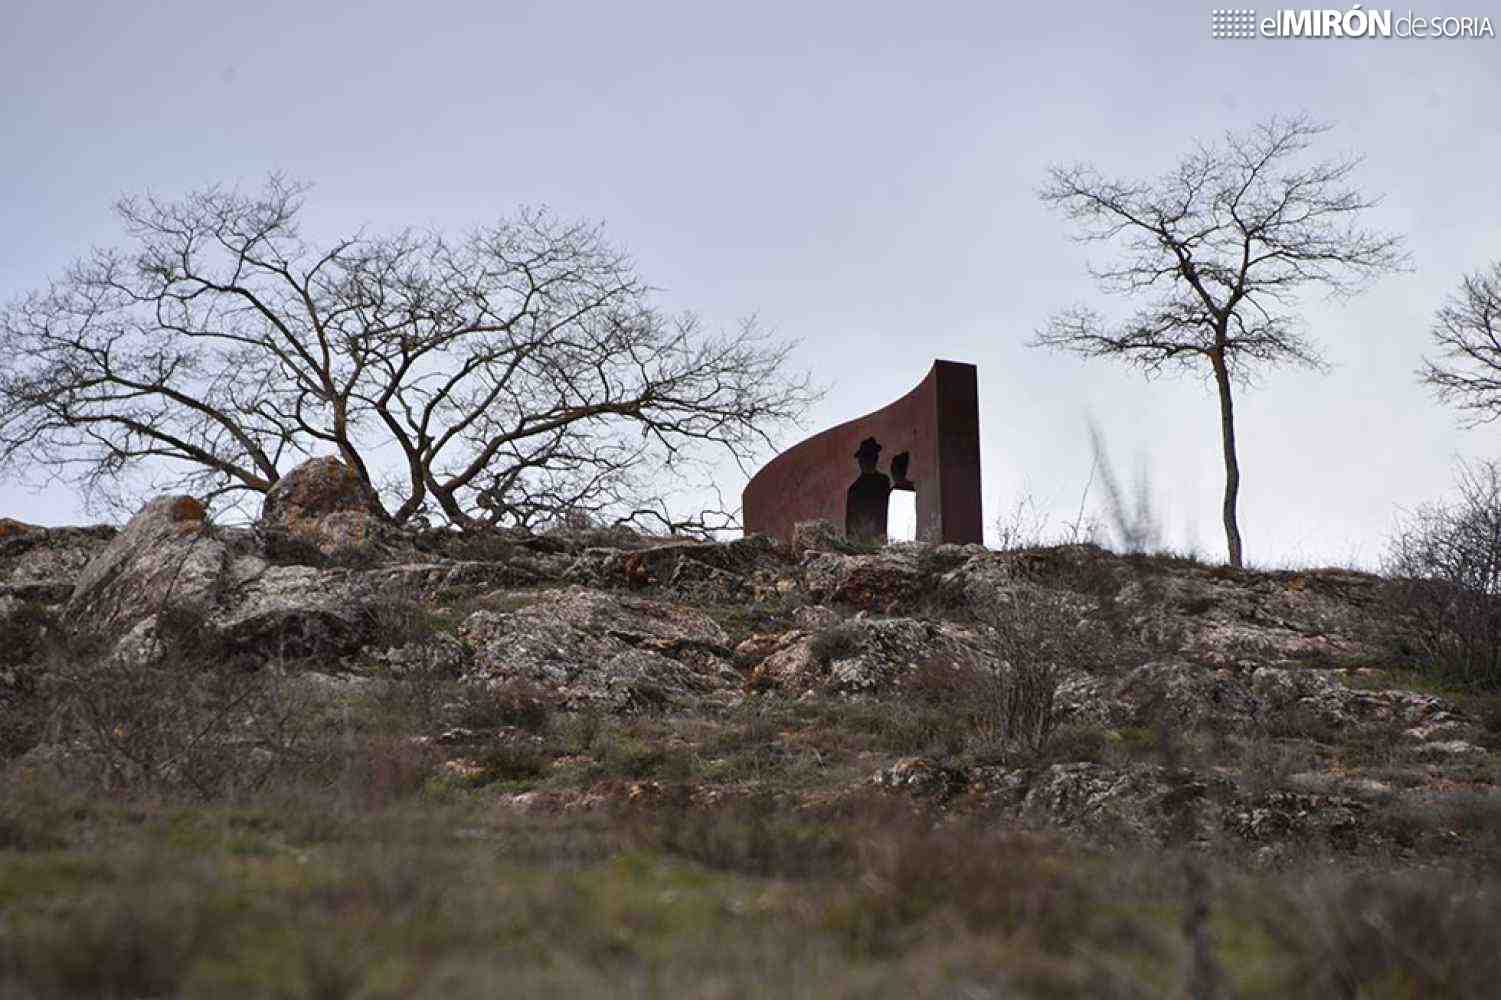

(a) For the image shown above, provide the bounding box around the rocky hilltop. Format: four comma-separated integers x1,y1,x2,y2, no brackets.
3,458,1496,863
3,459,1500,995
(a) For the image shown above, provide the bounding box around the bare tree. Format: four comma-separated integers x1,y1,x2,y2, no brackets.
1033,114,1405,567
0,176,816,527
1420,262,1501,426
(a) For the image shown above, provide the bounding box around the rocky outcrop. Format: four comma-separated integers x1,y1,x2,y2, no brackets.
7,491,1499,876
213,565,371,659
51,490,398,661
746,615,986,695
802,542,989,613
66,496,228,638
1017,762,1217,846
1052,659,1481,747
460,587,740,711
0,523,117,603
563,533,785,601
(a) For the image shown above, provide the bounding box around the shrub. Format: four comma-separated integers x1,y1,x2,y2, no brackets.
808,623,862,665
908,588,1105,754
470,741,549,784
452,677,556,732
641,791,852,879
826,821,1088,957
361,596,446,649
41,643,329,800
1252,870,1501,997
1385,459,1501,687
0,599,58,668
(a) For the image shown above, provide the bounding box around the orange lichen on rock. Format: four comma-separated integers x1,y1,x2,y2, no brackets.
0,518,42,540
262,457,373,526
169,497,208,523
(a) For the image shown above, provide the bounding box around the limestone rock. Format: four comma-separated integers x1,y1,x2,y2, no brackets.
460,588,739,711
792,604,841,630
0,524,117,602
262,456,376,524
1019,762,1214,846
565,534,780,598
212,565,370,659
753,616,984,695
67,496,227,638
936,549,1023,609
803,549,927,613
260,456,382,557
1224,789,1366,849
1250,666,1463,733
870,756,964,796
1111,660,1261,731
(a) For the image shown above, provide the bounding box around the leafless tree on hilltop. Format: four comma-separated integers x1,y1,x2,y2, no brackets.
0,176,816,530
1033,114,1406,567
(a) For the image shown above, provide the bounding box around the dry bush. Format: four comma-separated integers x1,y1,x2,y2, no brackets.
808,623,862,665
1385,459,1501,687
37,620,333,799
337,735,442,810
1251,870,1501,998
637,790,854,879
452,677,557,732
1233,735,1317,798
360,595,447,649
827,822,1095,958
910,588,1106,754
0,599,58,668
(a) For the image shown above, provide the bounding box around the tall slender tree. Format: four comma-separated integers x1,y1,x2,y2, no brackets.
1033,114,1405,566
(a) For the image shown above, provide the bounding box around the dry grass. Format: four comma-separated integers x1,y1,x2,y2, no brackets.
4,579,1501,997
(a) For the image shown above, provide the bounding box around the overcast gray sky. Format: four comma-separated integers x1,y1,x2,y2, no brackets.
3,0,1498,567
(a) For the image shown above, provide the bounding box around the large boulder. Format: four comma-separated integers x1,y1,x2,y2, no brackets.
1018,762,1214,846
1249,666,1478,740
1054,659,1262,733
0,518,42,540
67,496,228,638
749,615,986,695
260,456,383,557
211,564,371,659
459,587,740,711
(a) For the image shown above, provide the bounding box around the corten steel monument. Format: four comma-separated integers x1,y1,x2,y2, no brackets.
742,360,982,545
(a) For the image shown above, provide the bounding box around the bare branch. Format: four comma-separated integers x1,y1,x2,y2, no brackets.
1420,262,1501,427
1032,114,1404,566
0,178,819,529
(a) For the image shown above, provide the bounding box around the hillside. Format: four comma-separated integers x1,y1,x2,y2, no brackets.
2,467,1499,997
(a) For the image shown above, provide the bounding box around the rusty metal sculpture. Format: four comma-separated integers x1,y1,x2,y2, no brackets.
743,360,982,544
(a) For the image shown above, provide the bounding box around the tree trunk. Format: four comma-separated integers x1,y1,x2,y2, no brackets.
1211,352,1244,568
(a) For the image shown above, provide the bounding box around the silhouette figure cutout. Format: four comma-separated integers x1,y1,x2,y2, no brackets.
845,437,892,543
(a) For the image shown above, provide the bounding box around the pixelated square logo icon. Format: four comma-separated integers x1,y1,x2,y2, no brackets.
1211,8,1258,38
